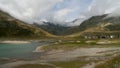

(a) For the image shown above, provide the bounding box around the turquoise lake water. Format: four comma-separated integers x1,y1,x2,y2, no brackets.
0,42,43,59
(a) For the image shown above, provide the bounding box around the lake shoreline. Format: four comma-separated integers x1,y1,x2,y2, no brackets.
0,39,120,68
0,40,31,44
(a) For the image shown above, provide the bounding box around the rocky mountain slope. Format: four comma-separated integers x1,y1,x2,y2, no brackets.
33,22,71,35
0,10,54,38
78,14,120,32
66,14,120,37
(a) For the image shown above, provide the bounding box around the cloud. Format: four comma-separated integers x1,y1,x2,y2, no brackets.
0,0,62,23
0,0,91,26
75,0,120,25
1,0,120,26
88,0,120,16
53,8,77,23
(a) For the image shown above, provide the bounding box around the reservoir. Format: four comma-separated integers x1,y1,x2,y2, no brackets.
0,42,43,59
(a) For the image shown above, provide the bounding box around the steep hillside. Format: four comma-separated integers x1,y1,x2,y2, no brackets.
66,14,120,37
79,14,120,32
33,22,71,35
0,10,54,38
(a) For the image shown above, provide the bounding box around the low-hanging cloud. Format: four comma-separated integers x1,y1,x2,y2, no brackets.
0,0,120,26
0,0,63,23
76,0,120,26
0,0,90,25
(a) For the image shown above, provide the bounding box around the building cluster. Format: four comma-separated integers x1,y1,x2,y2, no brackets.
82,32,120,39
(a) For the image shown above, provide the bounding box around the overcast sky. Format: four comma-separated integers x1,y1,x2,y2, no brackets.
0,0,120,26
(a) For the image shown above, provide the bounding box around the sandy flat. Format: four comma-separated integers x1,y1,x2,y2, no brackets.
0,41,31,44
41,47,120,61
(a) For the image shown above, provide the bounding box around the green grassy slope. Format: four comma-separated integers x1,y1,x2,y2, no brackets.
0,10,54,38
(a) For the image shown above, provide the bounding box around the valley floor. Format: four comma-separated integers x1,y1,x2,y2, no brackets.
0,39,120,68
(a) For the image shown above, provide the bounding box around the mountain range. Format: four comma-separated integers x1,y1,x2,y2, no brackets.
0,10,120,38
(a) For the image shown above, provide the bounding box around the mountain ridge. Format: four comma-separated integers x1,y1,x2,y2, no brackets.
0,10,54,38
1,9,120,38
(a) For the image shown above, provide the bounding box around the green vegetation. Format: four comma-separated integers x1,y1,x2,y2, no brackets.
78,14,108,32
51,60,89,68
105,24,120,31
95,55,120,68
41,39,120,51
14,60,89,68
14,64,55,68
